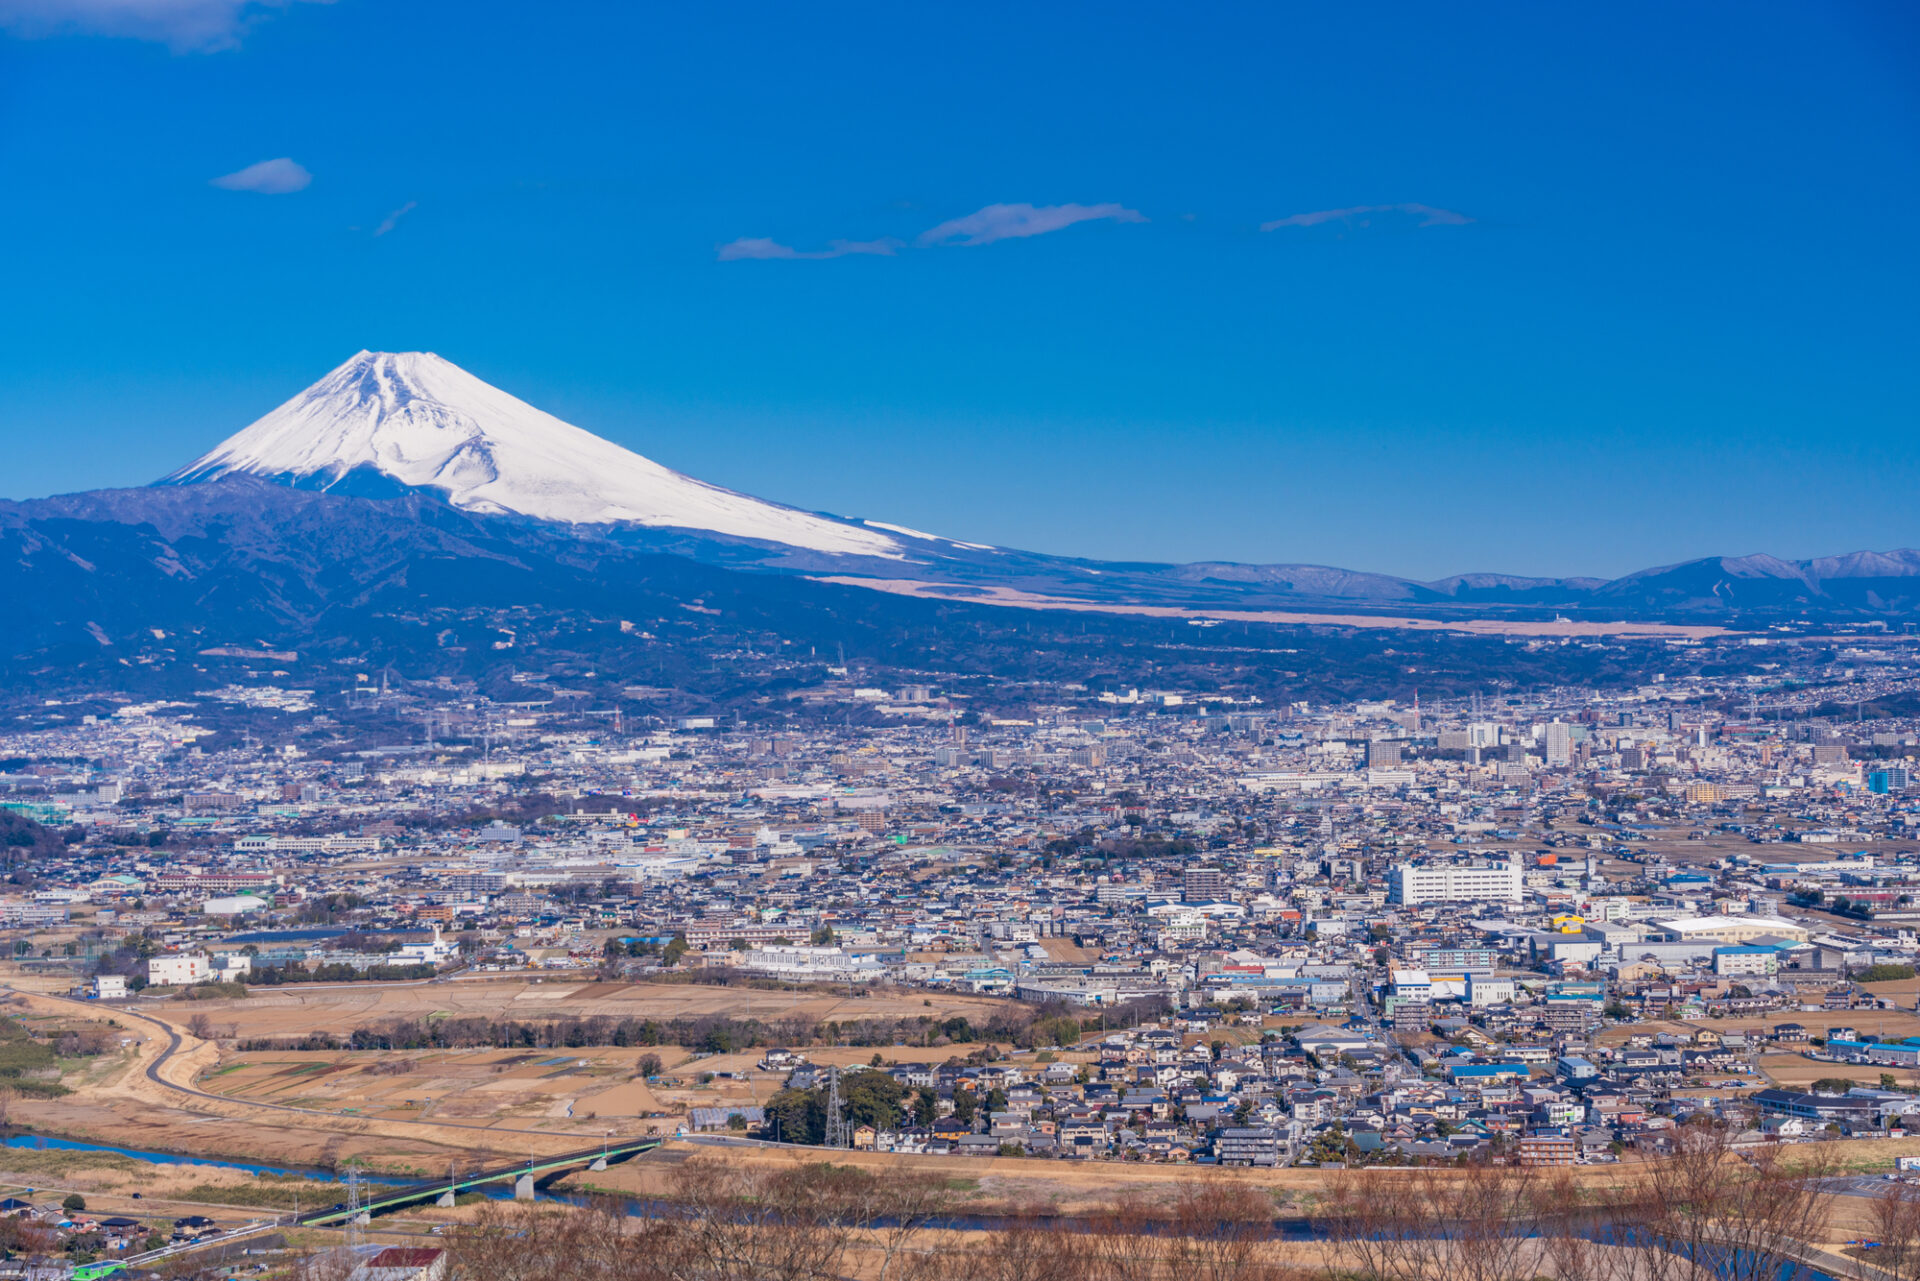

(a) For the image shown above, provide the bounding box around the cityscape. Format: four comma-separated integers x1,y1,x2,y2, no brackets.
0,621,1918,1275
2,0,1916,1278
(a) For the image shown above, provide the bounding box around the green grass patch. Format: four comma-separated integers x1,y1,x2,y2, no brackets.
178,1177,350,1210
0,1019,60,1078
0,1148,150,1179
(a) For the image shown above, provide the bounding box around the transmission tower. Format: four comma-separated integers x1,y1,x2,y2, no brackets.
824,1067,848,1149
345,1164,364,1251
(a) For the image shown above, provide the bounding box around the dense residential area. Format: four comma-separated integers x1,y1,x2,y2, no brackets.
1,627,1919,1175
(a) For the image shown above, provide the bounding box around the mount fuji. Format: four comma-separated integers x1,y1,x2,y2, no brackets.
113,349,1920,627
163,350,935,561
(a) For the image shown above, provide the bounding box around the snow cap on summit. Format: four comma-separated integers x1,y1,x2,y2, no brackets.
164,351,905,557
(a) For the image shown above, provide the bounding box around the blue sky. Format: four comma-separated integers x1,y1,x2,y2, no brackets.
0,0,1915,580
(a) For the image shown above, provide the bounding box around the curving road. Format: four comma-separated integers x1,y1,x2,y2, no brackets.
7,985,647,1144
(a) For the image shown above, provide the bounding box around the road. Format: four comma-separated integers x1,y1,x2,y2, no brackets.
5,985,658,1143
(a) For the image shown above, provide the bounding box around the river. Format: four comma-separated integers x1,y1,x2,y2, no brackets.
0,1133,1847,1279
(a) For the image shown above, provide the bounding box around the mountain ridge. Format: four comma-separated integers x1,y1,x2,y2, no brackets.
130,350,1920,621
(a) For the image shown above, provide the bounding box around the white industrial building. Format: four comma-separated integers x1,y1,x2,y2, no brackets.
1388,857,1524,905
203,894,268,916
1466,974,1517,1007
735,945,884,984
147,953,211,986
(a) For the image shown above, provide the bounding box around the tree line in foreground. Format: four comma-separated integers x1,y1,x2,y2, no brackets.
285,1122,1912,1281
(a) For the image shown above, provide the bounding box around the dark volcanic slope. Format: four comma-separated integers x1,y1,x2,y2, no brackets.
0,478,960,662
3,480,1918,696
0,478,1703,713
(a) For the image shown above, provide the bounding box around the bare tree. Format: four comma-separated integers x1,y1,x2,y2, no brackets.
1082,1190,1168,1281
450,1198,678,1281
964,1210,1090,1281
1318,1165,1540,1281
830,1167,957,1281
663,1158,856,1281
1641,1125,1835,1281
1165,1178,1282,1281
1871,1181,1920,1280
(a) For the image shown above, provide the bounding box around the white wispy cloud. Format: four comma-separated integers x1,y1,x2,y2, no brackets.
1260,203,1472,231
0,0,331,52
373,201,417,237
716,236,900,262
916,202,1146,248
209,157,311,194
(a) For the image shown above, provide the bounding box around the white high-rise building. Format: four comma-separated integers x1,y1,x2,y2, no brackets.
1388,858,1524,906
1544,721,1573,768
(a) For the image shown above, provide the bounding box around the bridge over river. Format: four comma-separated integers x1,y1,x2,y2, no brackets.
72,1136,662,1280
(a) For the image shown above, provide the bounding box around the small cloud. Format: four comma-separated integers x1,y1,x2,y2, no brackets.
1260,202,1471,232
917,202,1146,248
0,0,331,52
717,236,900,262
373,201,417,237
210,157,311,194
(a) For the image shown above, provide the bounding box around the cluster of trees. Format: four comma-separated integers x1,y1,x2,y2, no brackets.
1044,824,1199,863
1788,888,1890,921
89,933,159,983
294,893,367,925
235,998,1152,1057
1316,1126,1837,1281
605,937,684,965
247,962,439,985
432,1161,1294,1281
761,1067,1079,1142
0,811,74,867
1859,963,1918,983
762,1069,912,1142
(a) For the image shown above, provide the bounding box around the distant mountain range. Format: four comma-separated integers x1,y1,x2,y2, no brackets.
2,349,1916,688
143,351,1920,622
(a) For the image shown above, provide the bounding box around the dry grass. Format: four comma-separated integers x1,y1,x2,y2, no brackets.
810,576,1729,638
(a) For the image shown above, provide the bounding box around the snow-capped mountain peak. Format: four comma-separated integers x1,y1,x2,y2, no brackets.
162,350,906,558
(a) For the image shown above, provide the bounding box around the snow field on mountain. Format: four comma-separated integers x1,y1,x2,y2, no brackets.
167,351,907,558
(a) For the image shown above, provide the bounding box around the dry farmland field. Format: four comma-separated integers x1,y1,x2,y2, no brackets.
0,971,1019,1174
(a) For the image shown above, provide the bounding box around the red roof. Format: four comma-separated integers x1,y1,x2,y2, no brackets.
368,1248,444,1268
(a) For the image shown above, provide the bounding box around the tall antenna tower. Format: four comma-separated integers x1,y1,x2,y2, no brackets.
824,1067,848,1149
